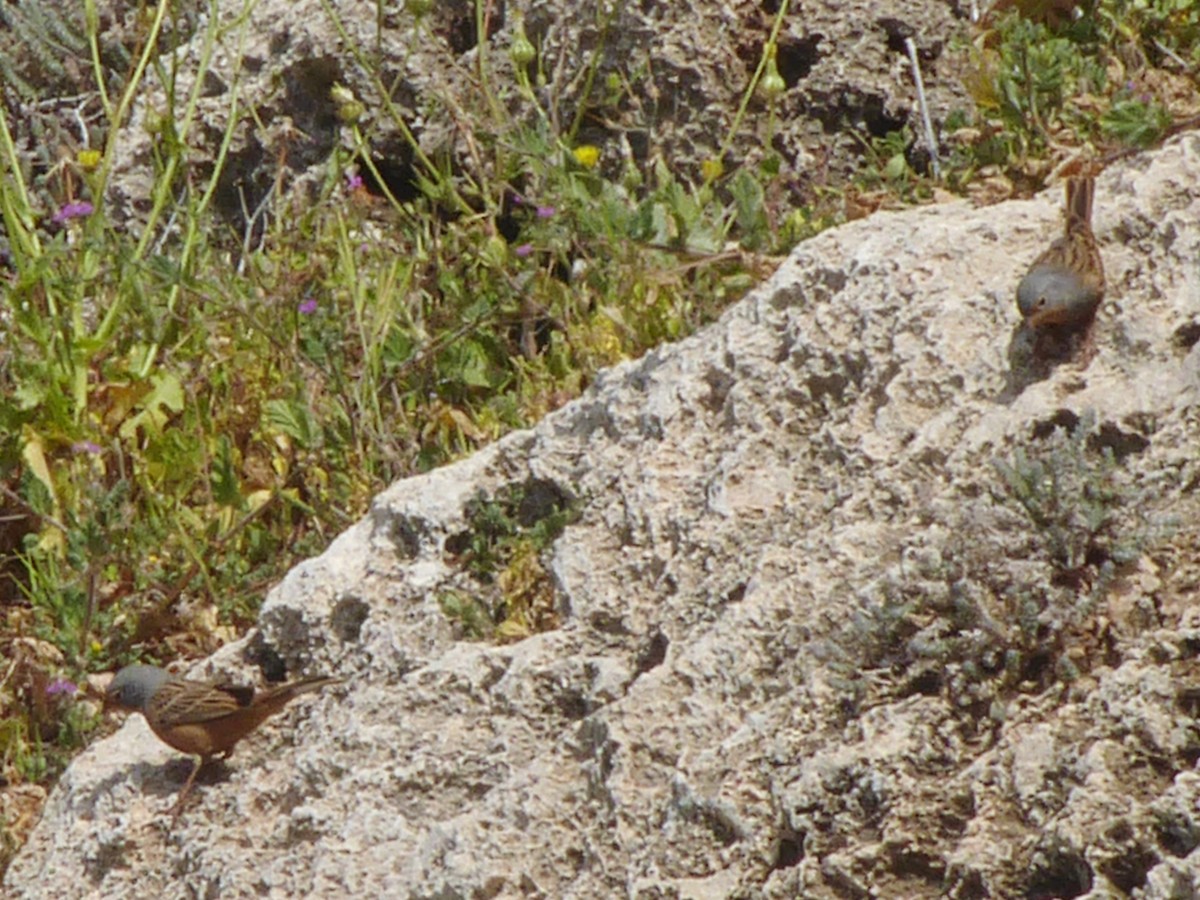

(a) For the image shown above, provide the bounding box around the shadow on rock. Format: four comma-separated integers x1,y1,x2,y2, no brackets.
1001,320,1097,400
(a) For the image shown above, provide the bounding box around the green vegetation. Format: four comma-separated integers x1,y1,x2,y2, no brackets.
441,480,578,642
821,413,1171,725
885,0,1199,194
0,0,1197,872
0,0,811,850
992,412,1160,578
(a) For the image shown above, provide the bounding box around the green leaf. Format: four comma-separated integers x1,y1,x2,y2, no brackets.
264,398,317,448
1101,98,1171,148
117,372,184,441
729,168,768,249
885,152,909,182
443,339,496,389
210,435,242,509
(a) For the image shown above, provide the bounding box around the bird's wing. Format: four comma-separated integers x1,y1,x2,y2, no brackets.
147,678,253,725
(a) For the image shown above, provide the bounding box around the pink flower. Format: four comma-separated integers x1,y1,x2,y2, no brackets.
52,202,94,224
298,298,318,314
46,678,77,696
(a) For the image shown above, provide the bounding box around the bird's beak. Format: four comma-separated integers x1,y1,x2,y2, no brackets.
93,672,122,712
101,686,129,713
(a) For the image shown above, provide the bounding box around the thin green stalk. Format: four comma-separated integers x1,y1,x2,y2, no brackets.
0,103,44,265
82,0,111,112
133,0,259,262
126,0,258,376
566,3,620,142
474,0,506,125
719,0,791,162
89,0,170,214
316,0,472,216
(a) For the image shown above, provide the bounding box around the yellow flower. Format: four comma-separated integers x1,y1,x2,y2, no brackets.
701,158,724,182
77,149,102,169
572,145,600,169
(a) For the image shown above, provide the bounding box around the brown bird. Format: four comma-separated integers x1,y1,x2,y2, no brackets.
1016,175,1106,331
104,663,341,817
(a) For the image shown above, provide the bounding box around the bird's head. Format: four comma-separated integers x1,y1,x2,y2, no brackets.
105,664,171,712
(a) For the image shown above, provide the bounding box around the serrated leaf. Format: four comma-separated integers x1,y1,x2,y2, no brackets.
210,435,242,509
117,372,184,441
264,398,317,448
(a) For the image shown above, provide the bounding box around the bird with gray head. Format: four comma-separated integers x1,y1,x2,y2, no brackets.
1016,175,1106,333
105,663,341,819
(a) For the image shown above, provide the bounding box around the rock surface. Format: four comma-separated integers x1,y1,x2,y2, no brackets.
6,0,973,232
7,135,1200,898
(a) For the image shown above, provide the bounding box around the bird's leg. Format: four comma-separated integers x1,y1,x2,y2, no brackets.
169,755,206,823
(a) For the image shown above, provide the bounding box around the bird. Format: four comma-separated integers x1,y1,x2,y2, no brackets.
104,663,341,817
1016,175,1106,332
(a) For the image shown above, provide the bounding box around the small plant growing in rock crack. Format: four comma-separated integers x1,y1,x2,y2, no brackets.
436,590,496,641
441,480,578,642
949,1,1195,188
819,539,1094,731
815,414,1169,727
991,411,1160,586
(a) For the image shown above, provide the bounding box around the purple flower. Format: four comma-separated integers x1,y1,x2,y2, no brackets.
52,201,94,225
514,243,534,257
298,297,319,315
72,440,102,455
46,678,77,696
346,173,364,191
535,205,556,219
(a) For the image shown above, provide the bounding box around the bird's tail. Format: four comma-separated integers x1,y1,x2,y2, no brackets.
258,675,344,712
284,675,344,697
1065,176,1095,233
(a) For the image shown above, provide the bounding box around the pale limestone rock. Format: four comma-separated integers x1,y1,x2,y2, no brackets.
7,135,1200,898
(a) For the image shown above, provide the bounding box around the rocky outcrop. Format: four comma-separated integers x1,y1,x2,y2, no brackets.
7,0,972,232
7,135,1200,898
